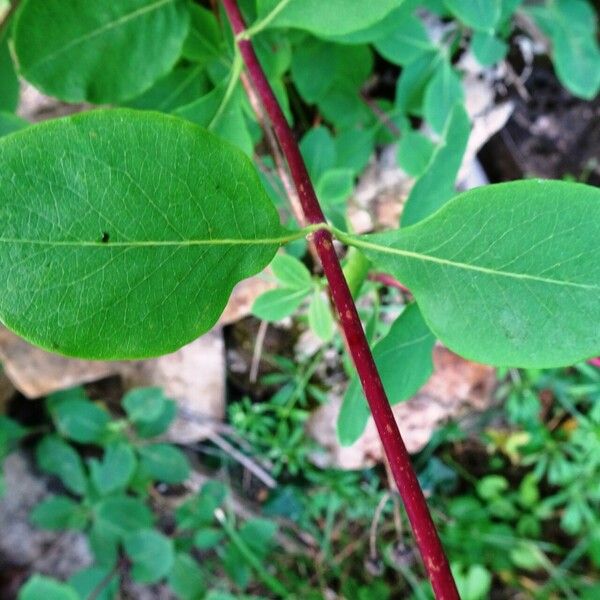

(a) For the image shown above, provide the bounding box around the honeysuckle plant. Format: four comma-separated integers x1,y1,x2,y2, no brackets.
1,0,599,598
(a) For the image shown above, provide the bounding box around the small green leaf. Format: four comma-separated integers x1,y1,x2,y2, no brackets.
423,60,464,134
334,128,374,176
90,442,137,495
528,1,600,99
51,399,110,444
252,287,310,321
14,0,190,103
375,13,433,65
138,443,190,484
0,109,288,359
194,527,225,549
18,575,79,600
402,104,471,226
135,399,177,439
168,553,205,600
36,436,87,495
30,496,88,530
338,304,435,446
123,387,167,423
271,254,312,290
69,567,119,600
443,0,501,31
316,168,354,206
127,64,210,113
300,126,336,181
395,50,441,116
125,528,175,584
257,0,403,37
348,180,600,367
397,130,435,177
239,518,277,558
471,31,508,66
175,480,226,529
452,564,492,600
476,475,508,500
182,2,223,63
94,495,154,538
307,292,334,342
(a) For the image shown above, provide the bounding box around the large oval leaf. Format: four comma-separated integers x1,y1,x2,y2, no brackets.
13,0,190,103
346,180,600,368
0,110,288,359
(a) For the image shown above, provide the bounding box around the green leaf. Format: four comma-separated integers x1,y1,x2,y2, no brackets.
69,567,119,600
30,496,88,530
123,387,167,423
0,37,19,113
471,31,508,66
307,292,334,342
94,495,154,538
175,480,226,529
271,254,312,290
175,80,255,156
127,64,210,113
402,104,471,226
527,1,600,99
476,475,508,500
300,126,336,181
36,436,87,495
338,304,435,446
452,564,492,600
252,287,310,321
316,169,354,206
443,0,501,31
51,399,110,444
124,528,175,584
291,40,373,108
90,442,137,495
0,109,288,359
395,50,441,116
182,2,223,63
0,112,28,138
397,130,435,177
18,575,79,600
239,518,277,558
13,0,190,103
346,180,600,367
193,527,225,549
334,129,374,176
423,60,464,134
168,553,205,600
135,399,177,439
374,13,433,65
257,0,403,37
138,443,190,484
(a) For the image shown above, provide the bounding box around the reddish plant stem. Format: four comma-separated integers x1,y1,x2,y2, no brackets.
589,358,600,368
369,272,410,294
221,1,459,598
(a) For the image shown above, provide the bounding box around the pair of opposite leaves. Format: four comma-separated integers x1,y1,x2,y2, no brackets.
0,110,598,370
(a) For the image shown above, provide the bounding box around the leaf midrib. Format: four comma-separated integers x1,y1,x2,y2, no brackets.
0,234,300,248
348,235,600,292
27,0,176,71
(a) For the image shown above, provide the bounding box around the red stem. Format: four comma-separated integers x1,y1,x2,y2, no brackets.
369,272,410,294
221,2,459,597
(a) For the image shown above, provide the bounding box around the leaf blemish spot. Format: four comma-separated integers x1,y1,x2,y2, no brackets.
101,231,110,244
